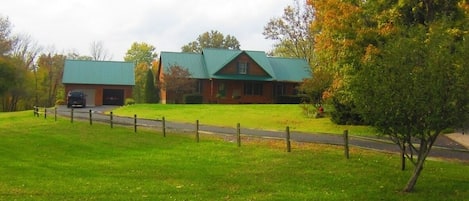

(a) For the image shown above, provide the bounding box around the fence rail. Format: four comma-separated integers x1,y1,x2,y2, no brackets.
33,106,354,158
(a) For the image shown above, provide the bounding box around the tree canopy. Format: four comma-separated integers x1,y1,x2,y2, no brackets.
124,42,157,66
308,0,469,192
181,30,240,53
90,41,112,61
161,65,196,103
0,57,15,95
263,0,315,63
0,16,12,56
124,42,157,103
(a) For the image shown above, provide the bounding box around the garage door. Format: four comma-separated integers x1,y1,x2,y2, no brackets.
103,89,124,105
80,89,96,107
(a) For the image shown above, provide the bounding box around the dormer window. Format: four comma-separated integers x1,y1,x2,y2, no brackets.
237,61,248,74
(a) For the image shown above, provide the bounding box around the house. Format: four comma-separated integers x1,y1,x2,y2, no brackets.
158,48,311,104
62,60,135,106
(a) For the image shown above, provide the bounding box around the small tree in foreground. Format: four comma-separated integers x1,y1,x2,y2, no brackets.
161,65,196,103
349,23,469,192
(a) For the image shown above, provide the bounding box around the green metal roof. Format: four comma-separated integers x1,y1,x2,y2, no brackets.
159,48,311,82
244,50,276,79
159,52,207,79
202,48,241,75
269,57,311,82
62,60,135,85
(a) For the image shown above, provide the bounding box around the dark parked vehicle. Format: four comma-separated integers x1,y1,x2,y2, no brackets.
67,91,86,108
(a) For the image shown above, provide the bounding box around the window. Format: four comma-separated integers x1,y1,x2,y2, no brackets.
217,82,226,97
244,82,263,96
195,80,203,93
238,62,248,74
275,84,285,96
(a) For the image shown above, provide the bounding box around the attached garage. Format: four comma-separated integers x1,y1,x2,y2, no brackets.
62,60,135,106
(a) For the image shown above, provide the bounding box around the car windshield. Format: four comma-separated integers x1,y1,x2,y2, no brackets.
69,92,83,97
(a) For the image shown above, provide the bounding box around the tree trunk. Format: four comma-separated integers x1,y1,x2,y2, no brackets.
403,138,430,192
403,156,425,192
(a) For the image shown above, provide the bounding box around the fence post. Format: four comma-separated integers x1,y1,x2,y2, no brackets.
34,106,38,117
237,123,241,147
344,130,350,159
162,116,166,137
401,142,406,171
110,112,114,128
44,108,47,119
196,120,200,143
286,126,291,152
89,110,93,125
54,107,57,121
71,108,74,123
134,114,137,133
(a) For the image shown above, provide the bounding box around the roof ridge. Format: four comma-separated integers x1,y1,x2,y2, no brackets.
160,51,200,55
65,59,134,64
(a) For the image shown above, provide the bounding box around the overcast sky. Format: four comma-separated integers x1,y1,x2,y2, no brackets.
1,0,292,61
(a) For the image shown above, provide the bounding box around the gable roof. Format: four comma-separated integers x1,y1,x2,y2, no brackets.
63,60,135,85
202,48,241,76
159,48,311,82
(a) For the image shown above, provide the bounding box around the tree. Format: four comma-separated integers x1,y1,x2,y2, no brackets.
0,57,34,111
263,0,315,63
0,16,12,56
181,30,240,53
0,57,15,95
66,51,93,60
124,42,157,103
144,69,159,103
264,0,328,107
9,33,42,109
352,21,469,192
161,65,196,103
36,53,66,107
90,41,112,61
308,0,469,192
124,42,157,65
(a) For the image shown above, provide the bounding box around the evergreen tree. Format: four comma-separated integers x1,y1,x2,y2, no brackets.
144,69,158,103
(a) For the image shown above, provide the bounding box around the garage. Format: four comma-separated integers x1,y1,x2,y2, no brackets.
103,89,124,105
63,60,135,106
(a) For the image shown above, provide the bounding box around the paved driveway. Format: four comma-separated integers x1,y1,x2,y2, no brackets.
56,105,118,113
47,106,469,161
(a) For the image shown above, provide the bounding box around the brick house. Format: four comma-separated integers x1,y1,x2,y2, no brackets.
158,48,311,104
62,60,135,106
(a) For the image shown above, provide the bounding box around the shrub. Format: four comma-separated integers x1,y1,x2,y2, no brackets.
184,94,203,104
125,98,136,105
330,98,366,125
276,94,310,104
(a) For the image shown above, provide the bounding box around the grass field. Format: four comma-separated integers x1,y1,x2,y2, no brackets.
0,111,468,200
112,104,377,136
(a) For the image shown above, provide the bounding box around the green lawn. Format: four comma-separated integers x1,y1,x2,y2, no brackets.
0,111,468,200
112,104,376,136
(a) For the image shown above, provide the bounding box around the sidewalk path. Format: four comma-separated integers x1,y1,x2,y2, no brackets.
446,133,469,149
53,106,469,161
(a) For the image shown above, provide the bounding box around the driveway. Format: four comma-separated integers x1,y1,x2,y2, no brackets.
48,106,469,161
56,105,118,114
